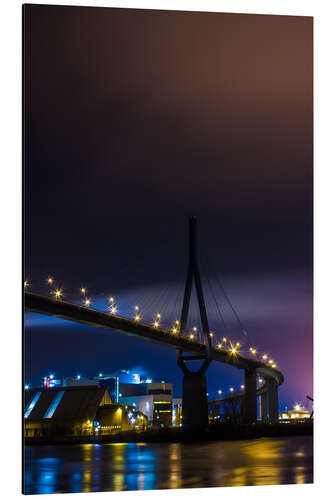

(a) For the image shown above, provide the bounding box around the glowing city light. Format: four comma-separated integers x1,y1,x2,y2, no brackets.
272,364,277,368
81,287,86,294
230,347,237,354
156,313,161,319
84,298,91,306
250,347,257,354
134,314,141,322
209,332,214,337
217,343,222,349
77,375,81,380
258,378,263,383
262,354,268,360
189,334,194,339
172,328,177,334
230,387,234,392
153,321,159,328
24,384,30,390
24,280,29,289
241,384,245,390
54,289,62,299
47,277,53,285
99,373,103,377
109,305,117,314
218,389,222,395
223,337,227,343
269,359,274,364
175,320,180,325
134,305,139,311
236,342,240,347
193,326,197,332
109,296,115,303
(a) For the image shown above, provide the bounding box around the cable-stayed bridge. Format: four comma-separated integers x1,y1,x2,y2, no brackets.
24,217,284,429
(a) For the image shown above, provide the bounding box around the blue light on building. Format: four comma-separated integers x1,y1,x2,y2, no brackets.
43,391,65,419
24,391,42,419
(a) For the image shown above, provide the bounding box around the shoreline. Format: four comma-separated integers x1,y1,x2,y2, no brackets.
25,421,313,446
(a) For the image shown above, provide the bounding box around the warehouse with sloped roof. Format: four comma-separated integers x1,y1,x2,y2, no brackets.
24,385,132,437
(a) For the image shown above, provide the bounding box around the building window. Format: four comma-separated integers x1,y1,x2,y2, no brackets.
24,392,42,419
43,391,65,419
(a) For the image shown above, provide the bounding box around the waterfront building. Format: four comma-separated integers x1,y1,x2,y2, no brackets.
24,385,136,438
172,398,182,427
279,405,311,421
119,381,173,428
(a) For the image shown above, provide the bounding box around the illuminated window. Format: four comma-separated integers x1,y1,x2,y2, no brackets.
43,391,65,419
24,391,41,419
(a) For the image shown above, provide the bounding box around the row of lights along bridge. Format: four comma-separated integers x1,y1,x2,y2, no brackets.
24,277,278,370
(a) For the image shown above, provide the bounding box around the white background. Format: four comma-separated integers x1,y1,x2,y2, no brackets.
0,0,332,499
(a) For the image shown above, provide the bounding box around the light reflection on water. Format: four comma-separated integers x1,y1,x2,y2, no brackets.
24,436,313,495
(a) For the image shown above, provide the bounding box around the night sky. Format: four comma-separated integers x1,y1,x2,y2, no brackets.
24,5,313,410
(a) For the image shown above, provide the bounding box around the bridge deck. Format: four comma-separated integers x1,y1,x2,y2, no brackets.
24,291,284,388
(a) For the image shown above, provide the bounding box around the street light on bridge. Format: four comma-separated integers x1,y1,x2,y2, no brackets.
54,289,62,299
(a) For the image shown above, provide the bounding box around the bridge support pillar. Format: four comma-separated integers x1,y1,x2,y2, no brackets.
181,371,208,430
243,368,257,424
268,382,279,423
260,392,268,422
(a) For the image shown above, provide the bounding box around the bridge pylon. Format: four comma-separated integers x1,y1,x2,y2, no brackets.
177,216,212,430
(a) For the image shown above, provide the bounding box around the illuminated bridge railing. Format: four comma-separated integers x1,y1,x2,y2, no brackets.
24,291,284,389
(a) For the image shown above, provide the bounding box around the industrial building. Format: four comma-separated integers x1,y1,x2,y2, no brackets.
24,385,147,438
279,405,311,421
27,370,178,430
172,398,182,427
119,382,173,428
